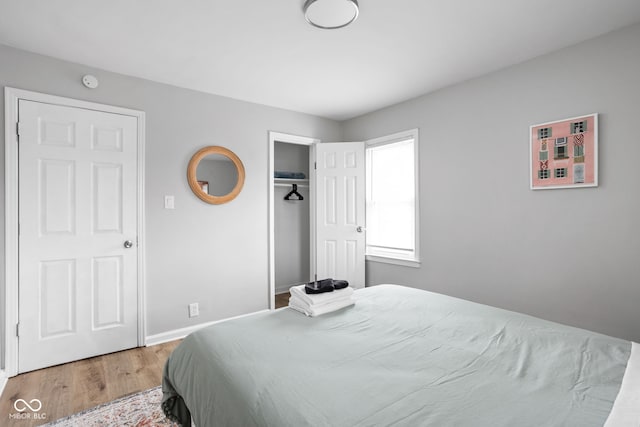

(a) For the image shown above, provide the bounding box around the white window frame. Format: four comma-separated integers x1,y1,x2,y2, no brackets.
365,129,420,268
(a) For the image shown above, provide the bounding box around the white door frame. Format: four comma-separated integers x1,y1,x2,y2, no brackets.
4,87,146,377
268,131,319,309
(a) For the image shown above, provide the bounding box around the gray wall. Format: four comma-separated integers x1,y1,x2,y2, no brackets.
343,23,640,342
274,142,311,293
0,43,342,365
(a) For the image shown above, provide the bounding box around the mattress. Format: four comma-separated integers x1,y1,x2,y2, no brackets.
162,284,639,426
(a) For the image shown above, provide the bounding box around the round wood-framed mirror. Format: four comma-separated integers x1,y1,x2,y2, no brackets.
187,146,245,204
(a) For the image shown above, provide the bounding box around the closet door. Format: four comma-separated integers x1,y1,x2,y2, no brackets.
315,142,365,288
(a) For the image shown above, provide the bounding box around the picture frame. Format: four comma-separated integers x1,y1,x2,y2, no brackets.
529,113,598,190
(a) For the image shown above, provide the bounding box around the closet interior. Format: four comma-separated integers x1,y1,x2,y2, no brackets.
274,141,311,295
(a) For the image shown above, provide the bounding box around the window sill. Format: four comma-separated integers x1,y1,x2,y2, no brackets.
366,255,421,268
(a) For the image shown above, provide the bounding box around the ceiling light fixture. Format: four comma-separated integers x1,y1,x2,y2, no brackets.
303,0,359,30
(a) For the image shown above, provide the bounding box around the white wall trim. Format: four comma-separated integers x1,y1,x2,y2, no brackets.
3,87,146,376
136,108,147,346
268,131,319,309
145,309,270,346
4,88,20,376
0,370,8,397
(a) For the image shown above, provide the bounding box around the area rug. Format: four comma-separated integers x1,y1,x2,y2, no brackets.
44,386,178,426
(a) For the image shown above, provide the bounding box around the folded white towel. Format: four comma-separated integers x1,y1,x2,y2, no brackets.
289,295,355,317
289,284,354,306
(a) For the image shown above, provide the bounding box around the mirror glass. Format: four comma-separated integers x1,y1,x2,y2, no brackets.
187,146,245,205
195,154,239,196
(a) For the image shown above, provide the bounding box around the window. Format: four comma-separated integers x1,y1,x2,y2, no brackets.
539,169,550,179
571,121,587,134
554,137,568,159
538,127,552,139
555,168,567,178
365,129,419,267
539,151,548,161
555,145,568,159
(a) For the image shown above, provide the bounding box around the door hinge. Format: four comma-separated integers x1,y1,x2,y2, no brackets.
16,323,19,337
16,121,26,137
314,162,317,170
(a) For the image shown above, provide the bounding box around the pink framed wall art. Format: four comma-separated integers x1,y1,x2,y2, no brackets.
530,113,598,190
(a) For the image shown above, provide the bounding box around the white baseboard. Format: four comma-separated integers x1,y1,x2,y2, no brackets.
0,370,8,397
145,309,270,347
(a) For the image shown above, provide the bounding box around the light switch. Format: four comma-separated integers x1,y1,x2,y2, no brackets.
164,195,175,209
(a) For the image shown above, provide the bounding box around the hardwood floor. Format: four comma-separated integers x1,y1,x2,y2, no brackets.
275,291,290,309
0,340,181,427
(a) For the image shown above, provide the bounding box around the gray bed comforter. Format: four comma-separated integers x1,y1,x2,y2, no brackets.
162,284,631,426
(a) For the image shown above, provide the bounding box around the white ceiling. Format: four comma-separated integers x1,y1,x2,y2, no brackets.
1,1,640,120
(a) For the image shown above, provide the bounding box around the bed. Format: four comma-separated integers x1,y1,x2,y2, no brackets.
162,284,639,426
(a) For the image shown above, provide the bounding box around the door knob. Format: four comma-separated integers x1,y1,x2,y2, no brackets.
124,240,134,248
356,226,366,233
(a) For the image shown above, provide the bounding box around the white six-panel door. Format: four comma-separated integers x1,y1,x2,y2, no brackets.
315,142,365,289
18,99,139,373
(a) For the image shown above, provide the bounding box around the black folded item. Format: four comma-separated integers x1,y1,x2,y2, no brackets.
304,278,349,294
305,278,334,294
333,279,349,289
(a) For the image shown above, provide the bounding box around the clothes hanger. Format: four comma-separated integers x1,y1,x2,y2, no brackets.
284,184,304,201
